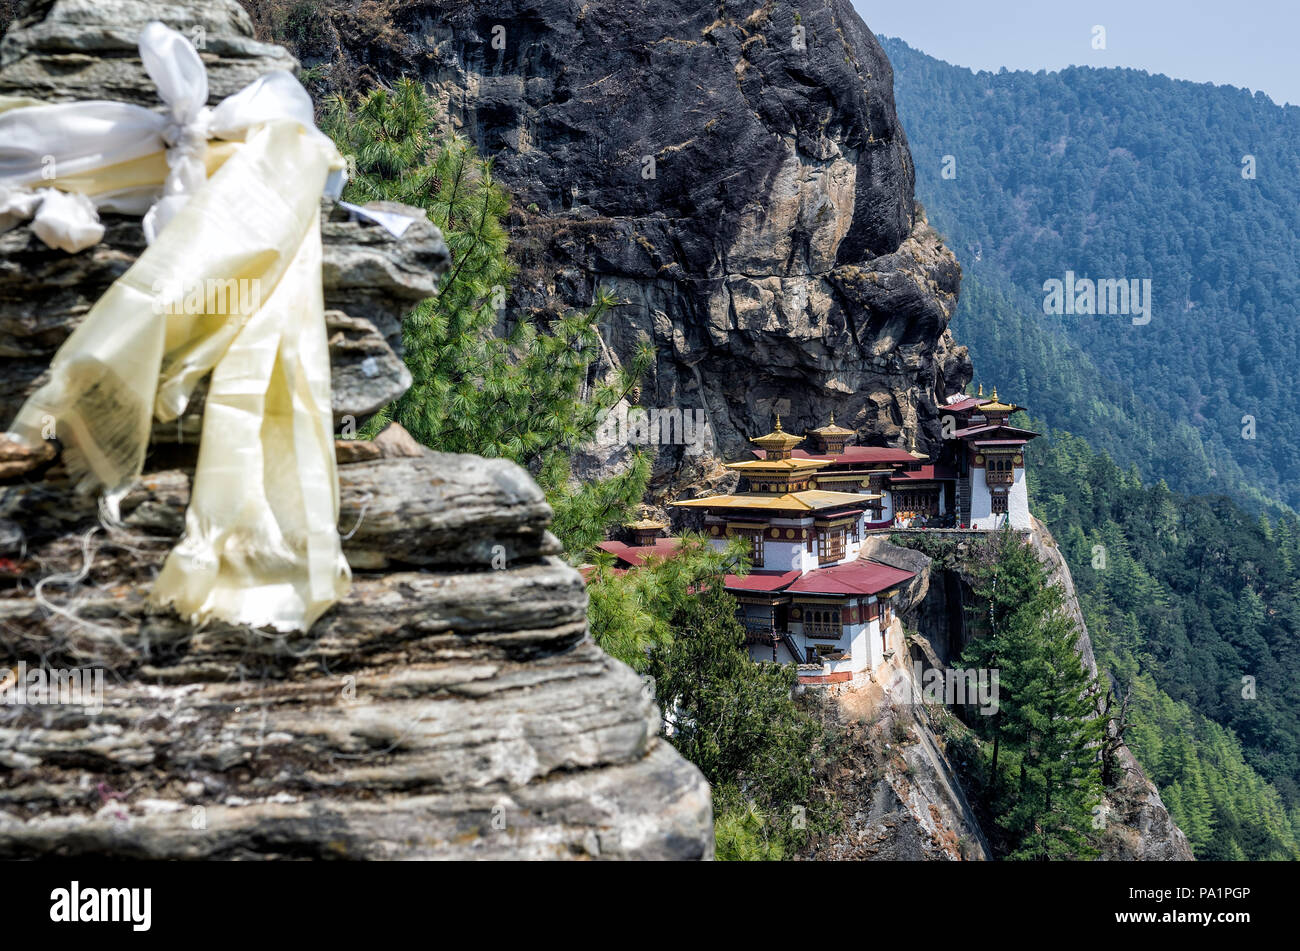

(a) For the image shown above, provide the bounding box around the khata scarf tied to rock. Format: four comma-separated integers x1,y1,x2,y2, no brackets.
0,22,353,631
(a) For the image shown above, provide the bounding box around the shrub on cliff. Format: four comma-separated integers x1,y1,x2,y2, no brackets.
588,538,839,859
321,78,651,554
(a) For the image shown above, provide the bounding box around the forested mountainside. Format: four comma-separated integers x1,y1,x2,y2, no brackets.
881,37,1300,513
1029,424,1300,858
879,35,1300,859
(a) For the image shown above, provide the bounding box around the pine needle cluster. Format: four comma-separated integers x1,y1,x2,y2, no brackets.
321,78,652,554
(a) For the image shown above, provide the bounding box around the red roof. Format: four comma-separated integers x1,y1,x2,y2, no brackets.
594,538,684,568
813,506,871,519
941,396,982,414
952,423,1039,440
723,570,802,592
592,547,914,600
784,560,915,596
580,564,628,581
890,464,957,482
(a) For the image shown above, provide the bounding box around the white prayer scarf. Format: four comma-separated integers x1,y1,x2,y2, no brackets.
1,23,351,631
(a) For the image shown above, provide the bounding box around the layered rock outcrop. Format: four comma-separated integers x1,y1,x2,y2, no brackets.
801,655,991,861
247,0,973,487
0,0,712,860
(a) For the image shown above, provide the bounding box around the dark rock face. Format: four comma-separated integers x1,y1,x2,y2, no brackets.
283,0,972,484
0,0,713,860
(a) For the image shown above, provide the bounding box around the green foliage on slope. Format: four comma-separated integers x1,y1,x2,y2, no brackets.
587,539,839,860
881,36,1300,512
320,78,651,554
1030,425,1300,858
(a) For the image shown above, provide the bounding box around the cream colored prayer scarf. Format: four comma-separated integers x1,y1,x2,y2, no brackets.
1,23,351,631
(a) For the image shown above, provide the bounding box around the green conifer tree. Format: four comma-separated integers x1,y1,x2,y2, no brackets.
963,529,1106,859
320,78,652,555
1001,601,1107,860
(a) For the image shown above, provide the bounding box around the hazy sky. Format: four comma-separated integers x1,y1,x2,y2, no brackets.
853,0,1299,107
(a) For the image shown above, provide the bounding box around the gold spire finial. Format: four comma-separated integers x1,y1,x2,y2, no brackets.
829,410,835,425
977,383,984,398
979,387,1015,414
750,412,804,455
629,505,667,532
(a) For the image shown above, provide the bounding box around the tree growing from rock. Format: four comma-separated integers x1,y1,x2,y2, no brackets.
321,77,652,554
961,529,1106,859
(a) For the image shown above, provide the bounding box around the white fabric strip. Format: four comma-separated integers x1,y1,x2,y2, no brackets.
3,23,358,632
0,22,338,251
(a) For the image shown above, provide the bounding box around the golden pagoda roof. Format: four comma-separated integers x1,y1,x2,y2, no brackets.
807,411,854,438
673,489,880,512
749,414,804,452
626,507,666,530
725,457,828,473
978,387,1017,414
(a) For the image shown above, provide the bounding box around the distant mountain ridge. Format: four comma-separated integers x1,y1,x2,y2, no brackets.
878,38,1300,857
880,36,1300,512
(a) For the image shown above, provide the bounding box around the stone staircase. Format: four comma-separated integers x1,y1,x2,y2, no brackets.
956,476,972,526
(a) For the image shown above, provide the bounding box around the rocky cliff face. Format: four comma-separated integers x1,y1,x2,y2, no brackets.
800,652,991,861
244,0,972,488
0,0,712,859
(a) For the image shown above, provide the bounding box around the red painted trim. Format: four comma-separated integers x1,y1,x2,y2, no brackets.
797,670,853,684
